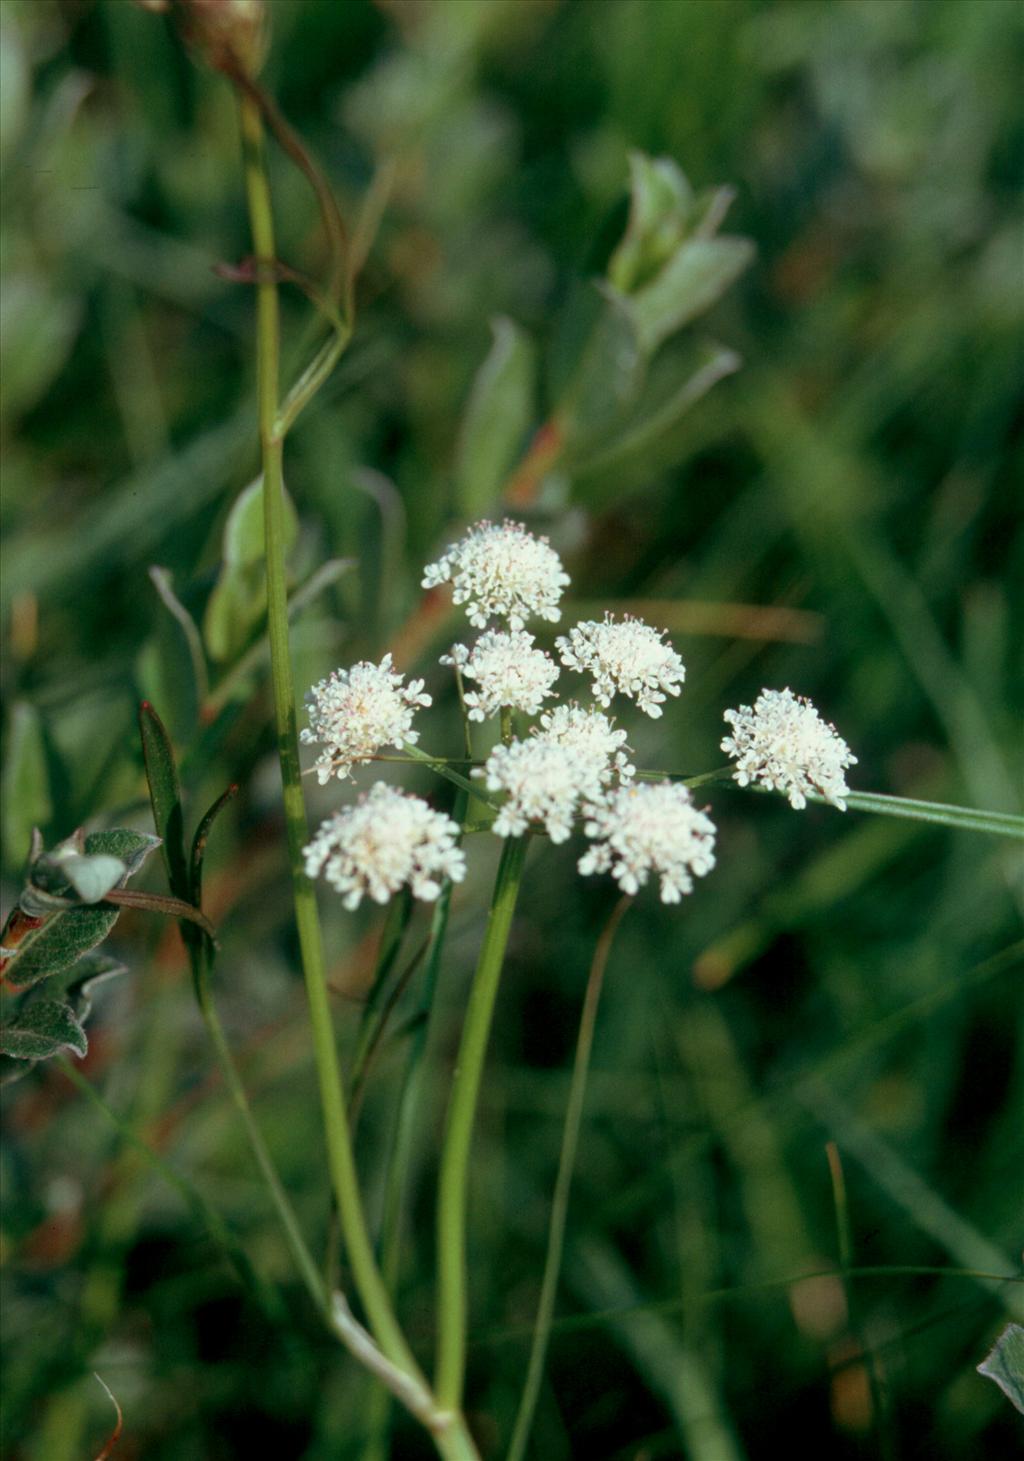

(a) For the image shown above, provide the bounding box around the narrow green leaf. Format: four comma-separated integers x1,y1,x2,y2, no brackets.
139,702,190,899
1,702,52,869
454,317,535,517
978,1324,1024,1414
619,234,754,357
1,999,88,1061
190,782,239,907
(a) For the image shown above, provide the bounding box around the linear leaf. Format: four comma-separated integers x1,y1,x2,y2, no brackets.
139,701,190,899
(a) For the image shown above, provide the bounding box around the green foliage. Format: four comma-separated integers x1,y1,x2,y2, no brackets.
204,476,299,662
1,1000,88,1062
454,317,535,517
1,0,1021,1457
978,1324,1024,1416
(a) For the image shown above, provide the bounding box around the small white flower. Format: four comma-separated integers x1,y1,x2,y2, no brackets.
477,737,607,843
301,654,430,785
422,518,570,630
578,781,717,903
721,687,857,810
442,630,559,722
303,783,466,910
556,614,685,717
534,703,635,783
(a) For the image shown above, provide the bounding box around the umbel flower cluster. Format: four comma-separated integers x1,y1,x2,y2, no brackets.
301,519,856,908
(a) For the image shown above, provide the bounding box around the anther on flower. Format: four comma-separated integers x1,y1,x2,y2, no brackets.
422,518,570,630
301,654,430,784
534,703,635,783
578,781,717,903
303,784,466,910
556,614,685,717
477,737,608,843
441,630,559,722
721,687,857,810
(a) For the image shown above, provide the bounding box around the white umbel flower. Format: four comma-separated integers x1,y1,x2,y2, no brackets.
534,703,635,784
556,614,685,717
578,781,717,903
721,687,857,810
301,654,430,785
442,630,559,722
303,784,466,910
422,518,570,629
477,737,608,843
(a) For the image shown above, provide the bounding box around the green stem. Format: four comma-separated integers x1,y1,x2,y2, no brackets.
363,788,469,1461
436,835,529,1409
506,894,631,1461
238,92,421,1382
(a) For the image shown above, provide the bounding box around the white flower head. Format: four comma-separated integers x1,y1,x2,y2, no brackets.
301,654,430,785
442,629,559,722
556,614,685,717
477,737,607,844
422,518,570,630
534,703,635,784
578,781,717,903
721,687,857,810
303,783,466,910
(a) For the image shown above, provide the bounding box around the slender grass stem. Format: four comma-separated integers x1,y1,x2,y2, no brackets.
506,894,631,1461
238,92,420,1382
436,835,529,1410
56,1054,284,1324
192,944,326,1315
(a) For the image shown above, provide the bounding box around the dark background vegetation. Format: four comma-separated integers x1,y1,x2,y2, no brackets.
2,1,1022,1457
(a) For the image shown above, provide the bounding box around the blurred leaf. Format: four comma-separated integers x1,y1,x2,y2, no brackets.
0,273,82,424
224,476,297,570
59,950,129,1023
148,567,209,707
616,235,754,358
558,287,645,449
455,317,535,516
2,702,52,869
204,477,299,662
978,1325,1024,1415
608,152,694,293
569,338,741,498
139,701,190,900
0,998,88,1061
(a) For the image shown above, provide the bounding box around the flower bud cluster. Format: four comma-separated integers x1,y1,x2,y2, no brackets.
301,519,856,909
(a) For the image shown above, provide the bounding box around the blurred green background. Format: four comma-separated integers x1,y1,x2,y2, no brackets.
1,0,1022,1457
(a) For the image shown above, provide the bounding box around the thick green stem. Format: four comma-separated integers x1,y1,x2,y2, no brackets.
238,93,420,1383
436,836,529,1409
506,895,631,1461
